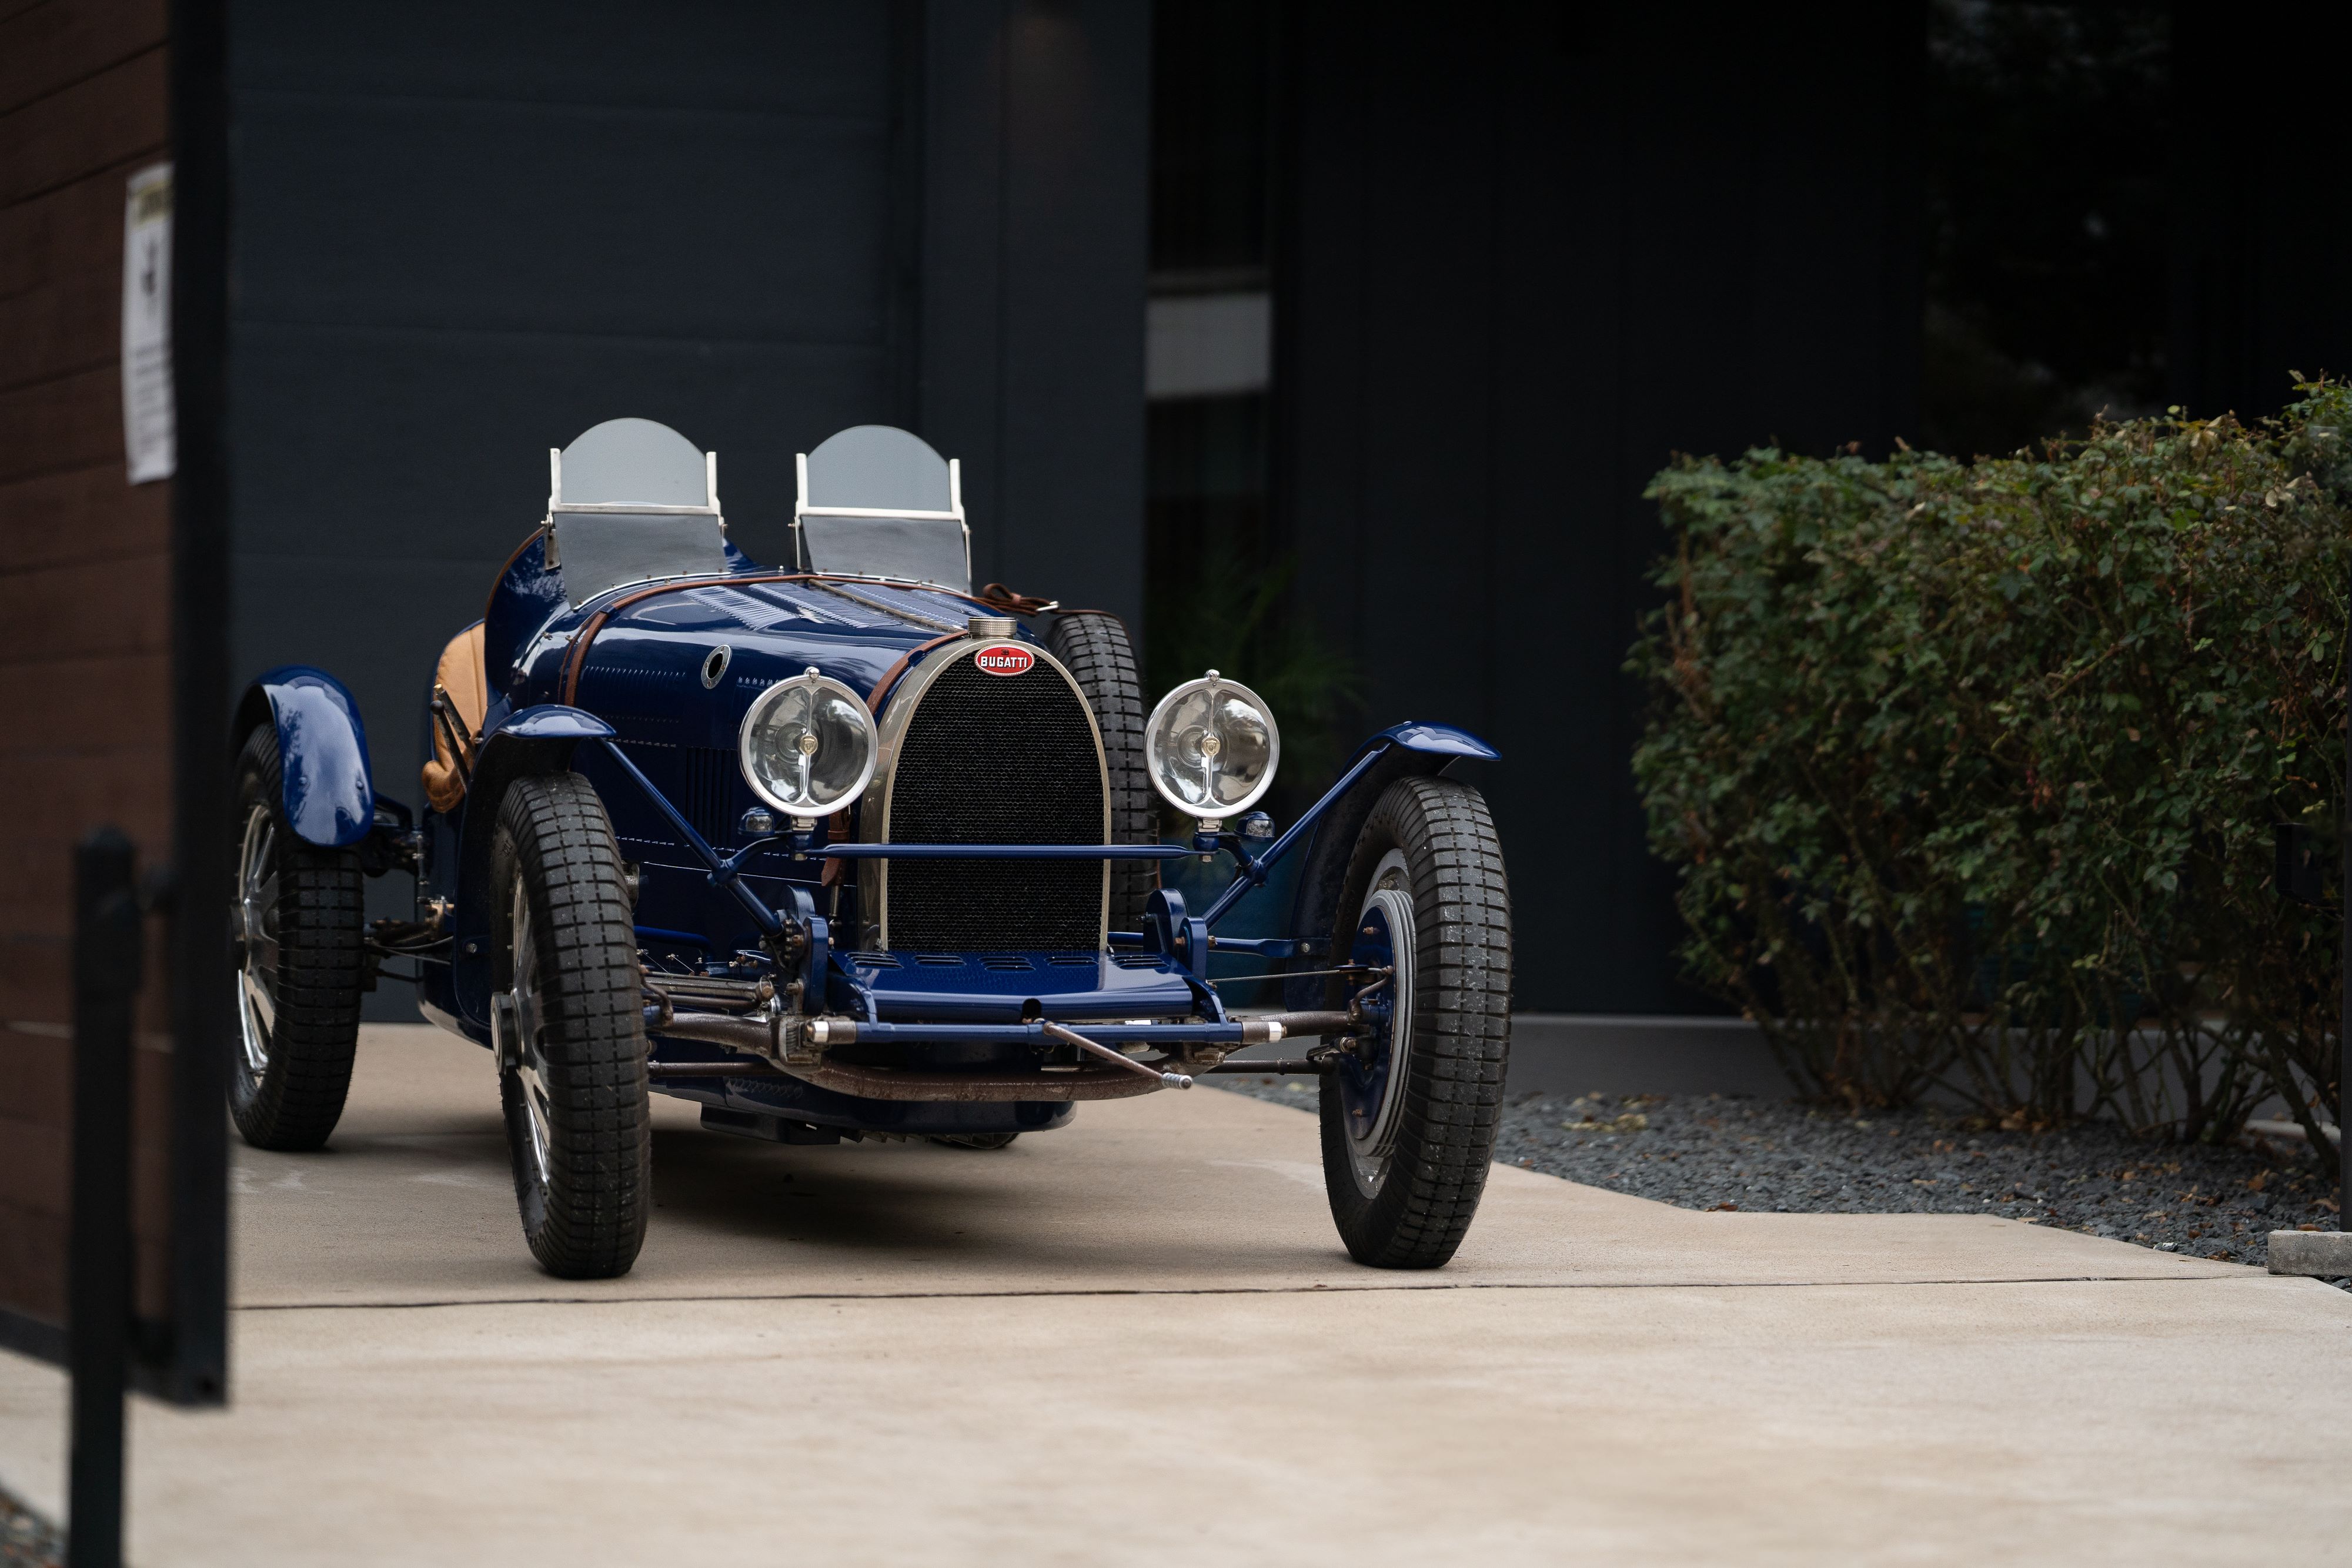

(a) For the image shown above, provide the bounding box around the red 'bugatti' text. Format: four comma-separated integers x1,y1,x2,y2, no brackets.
974,644,1035,677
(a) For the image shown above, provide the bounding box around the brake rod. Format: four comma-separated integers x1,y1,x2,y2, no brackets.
1040,1019,1191,1091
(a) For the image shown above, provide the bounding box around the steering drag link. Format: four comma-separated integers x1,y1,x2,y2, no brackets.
1040,1020,1191,1091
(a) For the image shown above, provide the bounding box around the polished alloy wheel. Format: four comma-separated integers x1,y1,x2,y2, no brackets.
235,801,282,1084
1337,848,1417,1195
503,879,553,1194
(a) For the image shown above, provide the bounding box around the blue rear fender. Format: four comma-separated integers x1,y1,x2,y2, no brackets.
233,667,376,849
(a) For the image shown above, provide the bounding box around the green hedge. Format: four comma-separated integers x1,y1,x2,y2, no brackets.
1628,388,2351,1150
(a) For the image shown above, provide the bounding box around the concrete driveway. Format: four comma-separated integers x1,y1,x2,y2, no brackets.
3,1024,2348,1565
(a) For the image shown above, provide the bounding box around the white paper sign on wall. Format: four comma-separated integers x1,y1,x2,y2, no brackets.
121,162,175,484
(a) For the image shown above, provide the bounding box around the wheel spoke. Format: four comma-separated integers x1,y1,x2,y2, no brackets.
526,1082,552,1185
241,965,278,1034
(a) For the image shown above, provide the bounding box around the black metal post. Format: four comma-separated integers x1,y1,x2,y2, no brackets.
165,0,235,1408
67,830,142,1568
2341,577,2350,1226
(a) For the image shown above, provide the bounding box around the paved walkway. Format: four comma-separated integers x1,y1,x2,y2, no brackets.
3,1025,2348,1564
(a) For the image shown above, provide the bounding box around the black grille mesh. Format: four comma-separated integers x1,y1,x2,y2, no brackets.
885,653,1104,951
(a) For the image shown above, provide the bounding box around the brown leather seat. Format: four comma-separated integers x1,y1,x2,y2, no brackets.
421,623,487,814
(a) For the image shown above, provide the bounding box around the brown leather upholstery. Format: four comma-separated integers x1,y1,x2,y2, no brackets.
422,623,487,814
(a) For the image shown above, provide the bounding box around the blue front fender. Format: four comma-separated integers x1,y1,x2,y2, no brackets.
446,705,623,1035
483,704,620,745
1357,720,1499,766
236,668,376,848
462,704,619,868
1279,719,1499,1007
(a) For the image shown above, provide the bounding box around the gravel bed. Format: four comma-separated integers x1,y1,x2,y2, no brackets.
0,1482,59,1568
1212,1075,2343,1281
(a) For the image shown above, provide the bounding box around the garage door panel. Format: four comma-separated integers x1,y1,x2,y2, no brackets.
232,96,890,343
230,1,889,122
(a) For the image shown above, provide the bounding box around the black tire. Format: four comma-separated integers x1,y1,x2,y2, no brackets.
229,724,364,1151
1317,776,1512,1269
489,773,650,1279
930,1132,1020,1150
1047,612,1154,930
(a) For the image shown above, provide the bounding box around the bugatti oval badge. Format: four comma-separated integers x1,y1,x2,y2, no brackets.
974,644,1035,677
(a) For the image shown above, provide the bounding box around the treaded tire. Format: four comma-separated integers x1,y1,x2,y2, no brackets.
930,1133,1020,1150
1046,612,1155,929
229,724,363,1151
490,773,650,1279
1318,776,1512,1268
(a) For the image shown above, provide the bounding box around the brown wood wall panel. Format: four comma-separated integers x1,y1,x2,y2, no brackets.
0,736,175,814
0,148,133,298
0,249,118,390
0,743,174,952
0,0,64,29
0,361,121,481
0,783,174,894
1,0,175,1340
0,553,170,660
0,1201,66,1323
0,172,129,390
0,656,171,745
0,1028,69,1125
0,44,166,206
0,931,168,1050
0,944,69,1024
0,1208,152,1326
0,462,171,571
0,1116,68,1214
0,0,168,117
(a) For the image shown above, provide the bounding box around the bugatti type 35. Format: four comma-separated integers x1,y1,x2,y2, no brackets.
228,419,1512,1276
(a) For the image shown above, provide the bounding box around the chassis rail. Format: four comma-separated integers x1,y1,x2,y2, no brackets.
647,1008,1361,1102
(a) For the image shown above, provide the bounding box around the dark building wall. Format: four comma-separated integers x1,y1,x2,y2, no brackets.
223,1,1149,1015
1277,2,1923,1014
920,0,1150,616
2169,0,2352,422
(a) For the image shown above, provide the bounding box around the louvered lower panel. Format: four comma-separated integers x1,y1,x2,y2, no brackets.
617,740,736,848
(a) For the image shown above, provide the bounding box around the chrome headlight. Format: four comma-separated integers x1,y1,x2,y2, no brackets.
738,667,877,820
1144,670,1280,825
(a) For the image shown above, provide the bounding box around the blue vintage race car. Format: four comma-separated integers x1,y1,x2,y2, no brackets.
228,419,1512,1276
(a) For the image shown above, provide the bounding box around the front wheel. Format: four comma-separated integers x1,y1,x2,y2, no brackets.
1318,776,1511,1268
490,773,650,1279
